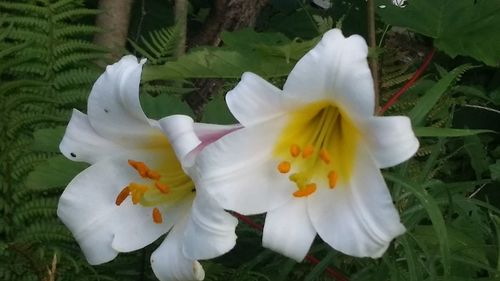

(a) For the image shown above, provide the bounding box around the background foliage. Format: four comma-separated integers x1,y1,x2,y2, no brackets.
1,0,499,280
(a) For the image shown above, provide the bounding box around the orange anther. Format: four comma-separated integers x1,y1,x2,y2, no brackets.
277,161,291,173
147,170,161,180
290,144,301,158
155,181,170,193
302,144,314,158
319,148,331,164
293,183,317,197
152,208,163,224
115,186,130,206
128,160,149,178
328,171,338,189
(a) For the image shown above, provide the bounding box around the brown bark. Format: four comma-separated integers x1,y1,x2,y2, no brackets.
94,0,133,61
189,0,270,47
187,0,270,119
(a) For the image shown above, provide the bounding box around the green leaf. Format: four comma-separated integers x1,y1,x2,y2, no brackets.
377,0,500,66
140,93,193,120
201,94,237,125
142,30,318,81
489,160,500,181
31,126,66,152
414,127,494,137
303,251,335,281
464,135,489,180
385,174,451,278
26,155,88,190
409,64,473,125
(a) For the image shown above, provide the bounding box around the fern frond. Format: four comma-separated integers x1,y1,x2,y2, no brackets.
54,40,107,56
53,68,99,89
54,25,102,39
53,8,100,22
130,25,180,64
13,198,58,224
6,113,68,138
0,2,47,15
5,16,49,31
53,53,107,71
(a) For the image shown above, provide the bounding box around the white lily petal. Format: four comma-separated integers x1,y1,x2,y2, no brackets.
159,115,241,170
283,29,375,117
361,116,419,169
182,188,237,260
196,117,293,215
192,122,241,145
151,216,205,281
308,145,405,258
226,72,291,126
57,151,188,264
159,115,202,167
263,199,316,262
59,109,125,164
87,55,158,144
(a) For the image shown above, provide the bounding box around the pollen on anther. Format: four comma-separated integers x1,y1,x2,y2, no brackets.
155,181,170,193
128,160,149,178
293,183,317,197
147,170,161,180
302,144,314,158
290,144,301,157
320,148,331,164
328,171,338,189
115,186,130,206
152,208,163,224
277,161,291,173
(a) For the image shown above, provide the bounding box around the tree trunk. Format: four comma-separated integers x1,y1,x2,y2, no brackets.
94,0,133,61
187,0,270,119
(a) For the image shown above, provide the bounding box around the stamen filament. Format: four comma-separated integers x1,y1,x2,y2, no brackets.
155,181,170,193
129,183,148,204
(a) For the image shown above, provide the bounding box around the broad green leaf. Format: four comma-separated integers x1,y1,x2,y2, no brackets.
376,0,500,66
409,64,473,125
26,155,88,190
31,126,66,152
414,127,493,137
140,93,193,119
142,30,318,82
385,174,451,278
489,160,500,181
201,94,237,125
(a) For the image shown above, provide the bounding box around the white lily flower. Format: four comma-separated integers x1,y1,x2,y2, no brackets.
57,55,238,281
163,29,419,261
392,0,407,8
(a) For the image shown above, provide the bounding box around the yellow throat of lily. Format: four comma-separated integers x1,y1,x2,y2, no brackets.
115,145,194,224
274,101,359,197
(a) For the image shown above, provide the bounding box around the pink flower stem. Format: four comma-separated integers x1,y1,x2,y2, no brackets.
231,212,349,281
379,48,436,115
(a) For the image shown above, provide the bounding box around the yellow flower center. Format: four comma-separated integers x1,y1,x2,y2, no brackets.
274,101,359,197
115,150,194,224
